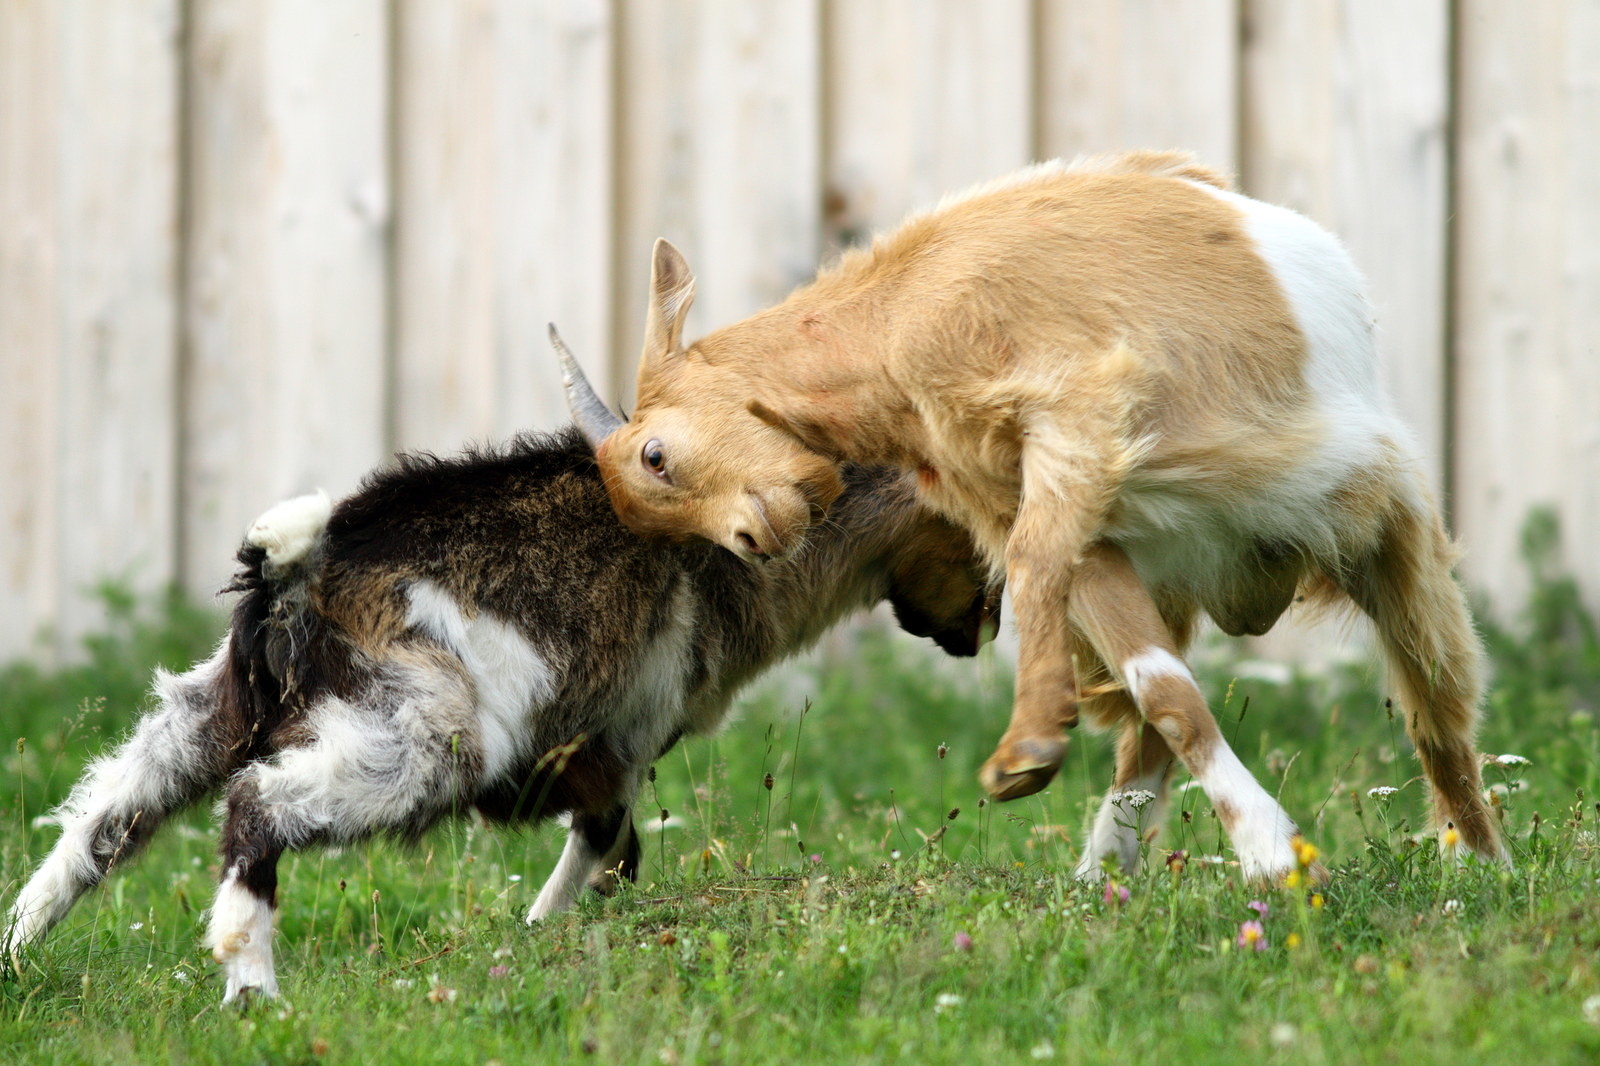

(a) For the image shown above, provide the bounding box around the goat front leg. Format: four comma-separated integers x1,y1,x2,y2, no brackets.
979,542,1082,799
979,423,1122,801
1071,543,1302,881
526,802,638,923
1074,696,1178,878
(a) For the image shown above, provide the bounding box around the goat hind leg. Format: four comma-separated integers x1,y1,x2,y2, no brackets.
6,645,236,962
209,780,284,1004
1343,501,1504,862
208,664,482,1000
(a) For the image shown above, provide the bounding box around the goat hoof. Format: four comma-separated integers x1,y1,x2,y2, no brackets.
979,737,1066,801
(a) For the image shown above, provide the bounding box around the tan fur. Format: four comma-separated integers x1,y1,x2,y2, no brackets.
590,150,1502,873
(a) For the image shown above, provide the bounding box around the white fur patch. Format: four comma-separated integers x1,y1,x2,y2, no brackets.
405,581,558,781
1191,181,1417,493
1192,742,1299,880
246,665,473,845
207,867,279,1001
246,490,332,567
526,831,600,923
602,579,698,750
1120,648,1194,705
1104,182,1418,606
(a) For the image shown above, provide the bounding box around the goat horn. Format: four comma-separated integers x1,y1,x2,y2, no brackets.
550,323,624,447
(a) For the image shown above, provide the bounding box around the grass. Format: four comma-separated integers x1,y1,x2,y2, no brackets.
1,546,1598,1065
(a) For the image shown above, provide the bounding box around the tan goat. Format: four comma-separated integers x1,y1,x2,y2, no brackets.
557,150,1504,880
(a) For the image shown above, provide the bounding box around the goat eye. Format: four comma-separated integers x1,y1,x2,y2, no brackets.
642,439,668,477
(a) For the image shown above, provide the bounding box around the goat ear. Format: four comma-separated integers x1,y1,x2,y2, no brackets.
643,238,697,362
746,399,843,462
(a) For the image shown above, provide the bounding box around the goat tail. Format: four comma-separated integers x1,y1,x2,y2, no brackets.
236,489,332,585
5,641,250,962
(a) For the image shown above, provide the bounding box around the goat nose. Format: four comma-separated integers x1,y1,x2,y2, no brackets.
735,531,768,557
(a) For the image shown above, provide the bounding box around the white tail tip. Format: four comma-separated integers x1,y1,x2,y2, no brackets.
246,489,332,567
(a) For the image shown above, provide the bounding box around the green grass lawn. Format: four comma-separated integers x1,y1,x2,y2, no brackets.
2,565,1598,1065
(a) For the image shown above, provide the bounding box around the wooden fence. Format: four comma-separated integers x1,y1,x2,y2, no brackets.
2,0,1597,662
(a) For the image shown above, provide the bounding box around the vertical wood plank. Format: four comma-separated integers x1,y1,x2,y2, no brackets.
393,0,613,454
1037,0,1239,171
826,0,1033,244
55,2,184,646
392,0,496,454
1454,0,1600,611
183,0,390,596
1241,0,1451,495
613,0,821,399
0,2,63,660
0,1,181,662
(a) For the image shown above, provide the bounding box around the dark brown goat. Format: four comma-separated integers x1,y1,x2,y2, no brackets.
5,425,995,1003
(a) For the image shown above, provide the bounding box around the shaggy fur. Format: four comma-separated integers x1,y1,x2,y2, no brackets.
4,427,996,1002
581,149,1503,879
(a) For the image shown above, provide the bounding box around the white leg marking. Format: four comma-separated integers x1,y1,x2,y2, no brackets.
206,867,279,1002
4,848,83,962
1075,768,1170,880
1119,645,1297,879
526,831,599,924
1194,742,1299,880
1120,647,1194,704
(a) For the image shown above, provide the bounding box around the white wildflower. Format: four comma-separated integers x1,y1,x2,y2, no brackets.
934,993,963,1014
1583,994,1600,1026
1441,899,1463,917
128,922,144,932
172,969,192,984
507,874,522,883
1368,786,1399,798
1118,789,1157,810
1030,1040,1056,1059
1494,753,1530,767
1270,1023,1298,1048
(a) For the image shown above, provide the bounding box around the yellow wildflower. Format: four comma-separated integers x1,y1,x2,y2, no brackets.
1293,836,1320,868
